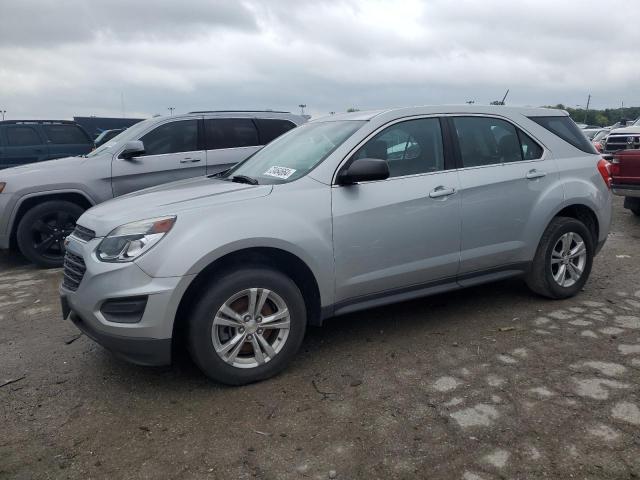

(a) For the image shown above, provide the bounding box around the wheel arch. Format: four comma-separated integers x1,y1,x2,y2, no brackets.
172,246,323,348
9,190,95,249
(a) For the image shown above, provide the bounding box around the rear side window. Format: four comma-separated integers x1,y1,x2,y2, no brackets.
453,117,522,167
529,116,596,154
43,124,90,144
140,120,198,156
205,118,259,150
517,130,543,160
255,119,296,144
6,126,42,146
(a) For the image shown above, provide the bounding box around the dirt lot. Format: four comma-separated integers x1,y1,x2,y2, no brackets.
1,197,639,480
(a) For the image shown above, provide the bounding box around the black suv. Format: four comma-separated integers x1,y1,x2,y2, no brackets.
0,120,93,169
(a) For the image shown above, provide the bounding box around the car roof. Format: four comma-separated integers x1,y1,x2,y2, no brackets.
0,119,80,125
311,105,568,123
158,110,306,124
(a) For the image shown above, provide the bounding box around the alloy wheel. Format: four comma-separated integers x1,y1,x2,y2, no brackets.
30,211,77,261
211,288,291,368
550,232,587,288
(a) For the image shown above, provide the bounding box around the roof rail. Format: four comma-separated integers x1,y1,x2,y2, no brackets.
187,110,291,114
0,119,77,125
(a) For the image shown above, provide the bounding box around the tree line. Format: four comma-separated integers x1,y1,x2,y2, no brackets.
544,104,640,127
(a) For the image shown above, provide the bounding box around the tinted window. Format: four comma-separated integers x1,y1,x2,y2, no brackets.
205,118,259,150
6,126,41,146
354,118,444,178
529,116,596,154
255,119,296,144
517,130,543,160
43,124,90,144
453,117,521,167
139,120,198,156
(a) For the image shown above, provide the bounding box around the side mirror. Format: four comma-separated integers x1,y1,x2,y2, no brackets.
337,158,389,185
120,140,145,160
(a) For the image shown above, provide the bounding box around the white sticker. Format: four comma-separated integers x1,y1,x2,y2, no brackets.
263,166,296,179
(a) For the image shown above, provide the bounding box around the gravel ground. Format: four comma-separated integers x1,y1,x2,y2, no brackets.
1,197,639,480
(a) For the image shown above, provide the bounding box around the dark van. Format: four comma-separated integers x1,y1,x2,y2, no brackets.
0,120,93,169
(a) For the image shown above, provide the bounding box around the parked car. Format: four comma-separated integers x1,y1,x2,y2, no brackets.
94,128,124,148
0,111,305,267
59,105,613,385
0,120,93,169
608,149,640,216
592,129,610,153
604,118,640,153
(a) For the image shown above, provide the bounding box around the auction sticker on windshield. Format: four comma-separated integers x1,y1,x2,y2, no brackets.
263,166,296,179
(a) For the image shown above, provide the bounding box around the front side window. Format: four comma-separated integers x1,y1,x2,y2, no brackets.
224,120,364,184
205,118,259,150
6,126,41,146
139,120,198,156
353,118,444,177
453,117,522,167
43,124,90,144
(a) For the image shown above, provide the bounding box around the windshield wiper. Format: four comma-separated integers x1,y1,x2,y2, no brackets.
229,175,259,185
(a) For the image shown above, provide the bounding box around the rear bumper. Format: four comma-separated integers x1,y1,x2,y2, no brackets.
612,184,640,198
68,310,172,366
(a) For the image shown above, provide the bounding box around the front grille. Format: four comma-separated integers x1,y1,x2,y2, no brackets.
63,251,86,292
604,135,640,153
71,224,96,242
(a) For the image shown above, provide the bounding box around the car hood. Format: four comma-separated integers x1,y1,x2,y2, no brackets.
78,176,273,236
0,156,86,181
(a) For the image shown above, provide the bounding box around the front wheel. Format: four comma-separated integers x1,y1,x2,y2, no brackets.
16,200,84,268
526,217,594,299
187,267,307,385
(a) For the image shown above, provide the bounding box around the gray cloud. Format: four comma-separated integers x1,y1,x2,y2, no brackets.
0,0,639,119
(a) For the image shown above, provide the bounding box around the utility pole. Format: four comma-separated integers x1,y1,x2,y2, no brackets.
298,104,306,116
167,107,175,116
583,94,591,124
0,110,5,121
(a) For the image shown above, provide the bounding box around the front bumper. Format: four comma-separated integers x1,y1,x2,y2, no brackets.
60,236,195,366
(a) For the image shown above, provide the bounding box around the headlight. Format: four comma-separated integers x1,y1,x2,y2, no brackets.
0,182,5,193
96,216,176,262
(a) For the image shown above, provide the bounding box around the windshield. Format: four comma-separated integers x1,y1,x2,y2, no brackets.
223,120,365,184
85,119,153,157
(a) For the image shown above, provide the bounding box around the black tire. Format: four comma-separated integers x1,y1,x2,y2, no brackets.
187,267,307,385
16,200,84,268
526,217,594,299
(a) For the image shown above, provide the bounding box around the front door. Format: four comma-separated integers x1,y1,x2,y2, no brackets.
332,117,461,303
450,115,561,277
111,118,206,197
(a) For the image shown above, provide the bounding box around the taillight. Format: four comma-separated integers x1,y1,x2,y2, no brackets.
593,141,603,153
597,158,612,189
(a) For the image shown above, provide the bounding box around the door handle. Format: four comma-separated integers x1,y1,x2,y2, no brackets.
429,186,456,198
526,169,546,180
180,158,202,164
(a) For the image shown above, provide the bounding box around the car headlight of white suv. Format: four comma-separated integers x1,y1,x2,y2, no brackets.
96,216,176,262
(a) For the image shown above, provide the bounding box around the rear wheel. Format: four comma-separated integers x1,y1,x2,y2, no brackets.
187,267,307,385
526,217,594,299
16,201,84,268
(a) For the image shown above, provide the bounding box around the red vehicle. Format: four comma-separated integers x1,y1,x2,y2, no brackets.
609,149,640,216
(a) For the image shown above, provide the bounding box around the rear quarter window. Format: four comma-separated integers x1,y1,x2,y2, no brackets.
255,119,296,144
528,116,596,154
43,124,91,144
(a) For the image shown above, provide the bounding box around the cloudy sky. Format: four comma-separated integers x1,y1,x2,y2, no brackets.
1,0,639,120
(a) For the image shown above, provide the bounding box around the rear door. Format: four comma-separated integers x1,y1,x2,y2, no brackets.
0,124,49,168
111,118,206,197
41,123,93,159
204,118,262,174
450,115,561,279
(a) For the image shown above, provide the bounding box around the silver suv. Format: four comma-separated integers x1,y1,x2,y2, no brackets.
0,111,305,267
60,106,613,385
